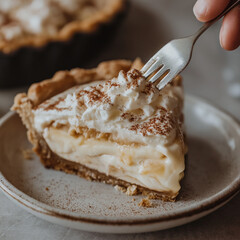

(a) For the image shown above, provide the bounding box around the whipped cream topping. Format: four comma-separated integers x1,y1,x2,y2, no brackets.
34,69,184,147
0,0,101,41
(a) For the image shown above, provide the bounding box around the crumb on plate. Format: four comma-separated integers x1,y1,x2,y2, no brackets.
138,198,153,208
114,185,127,193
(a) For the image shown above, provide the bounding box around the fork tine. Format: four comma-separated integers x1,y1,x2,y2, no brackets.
140,58,156,74
148,65,168,83
142,60,164,78
156,71,178,90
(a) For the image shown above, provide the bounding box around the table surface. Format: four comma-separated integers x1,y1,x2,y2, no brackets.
0,0,239,239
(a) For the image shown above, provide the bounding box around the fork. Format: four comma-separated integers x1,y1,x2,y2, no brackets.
140,0,240,90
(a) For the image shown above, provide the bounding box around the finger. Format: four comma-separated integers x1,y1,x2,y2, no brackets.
193,0,230,22
220,6,240,50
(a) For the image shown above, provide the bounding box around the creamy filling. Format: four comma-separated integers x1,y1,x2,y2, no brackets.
44,127,185,193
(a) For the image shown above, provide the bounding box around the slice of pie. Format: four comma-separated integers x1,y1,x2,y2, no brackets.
12,59,187,201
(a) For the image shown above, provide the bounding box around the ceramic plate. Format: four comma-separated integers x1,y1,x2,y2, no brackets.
0,95,240,234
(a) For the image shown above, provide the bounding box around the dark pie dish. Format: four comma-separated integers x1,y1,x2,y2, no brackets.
0,0,128,88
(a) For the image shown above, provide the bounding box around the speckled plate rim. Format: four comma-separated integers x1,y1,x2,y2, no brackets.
0,95,240,227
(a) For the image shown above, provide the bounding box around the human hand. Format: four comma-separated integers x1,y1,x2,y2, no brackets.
193,0,240,50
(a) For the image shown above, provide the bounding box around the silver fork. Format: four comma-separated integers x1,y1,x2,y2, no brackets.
141,0,240,90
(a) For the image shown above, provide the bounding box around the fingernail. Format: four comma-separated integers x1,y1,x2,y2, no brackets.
193,0,207,18
220,24,225,49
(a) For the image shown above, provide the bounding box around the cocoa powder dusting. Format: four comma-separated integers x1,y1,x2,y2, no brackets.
141,83,155,95
121,70,127,80
110,82,120,88
126,69,142,89
121,112,139,122
105,79,120,88
36,97,68,111
76,86,110,105
129,107,174,136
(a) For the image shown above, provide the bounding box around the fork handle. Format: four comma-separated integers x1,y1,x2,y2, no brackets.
192,0,240,43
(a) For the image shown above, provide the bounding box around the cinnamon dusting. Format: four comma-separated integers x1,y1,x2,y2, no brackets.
121,112,139,122
36,97,68,111
76,85,111,105
126,69,142,89
141,82,155,95
129,107,175,137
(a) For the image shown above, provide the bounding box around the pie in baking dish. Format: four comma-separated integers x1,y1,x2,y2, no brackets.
0,0,127,53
